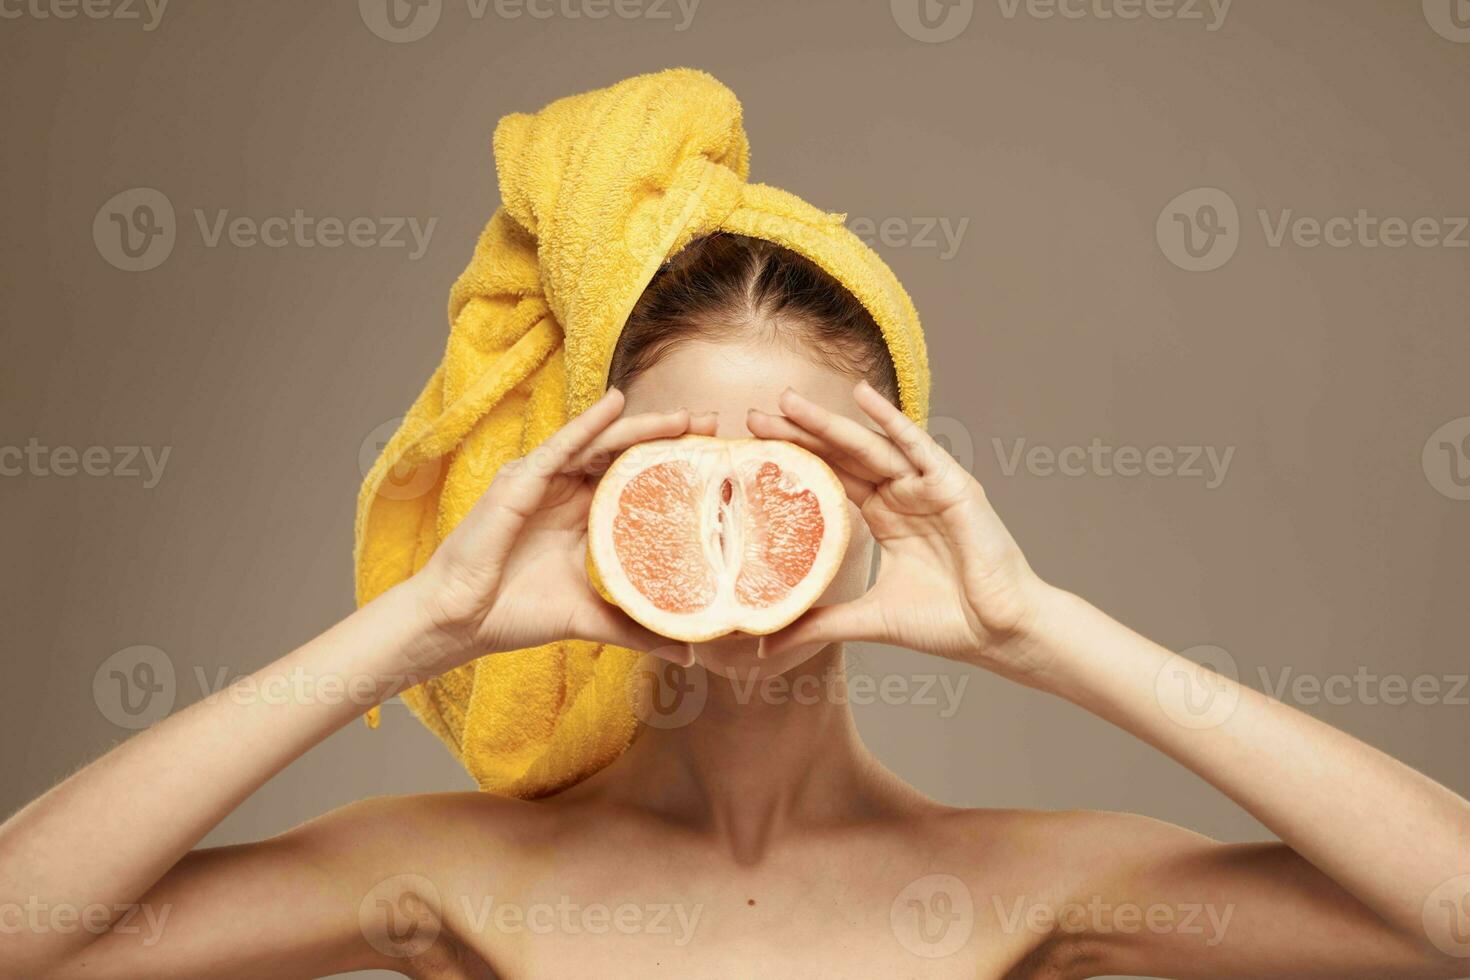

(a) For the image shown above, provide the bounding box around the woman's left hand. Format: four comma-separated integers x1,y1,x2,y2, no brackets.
760,385,1470,980
749,381,1054,683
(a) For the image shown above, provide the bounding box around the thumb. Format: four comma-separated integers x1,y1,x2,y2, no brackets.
760,597,888,659
576,602,692,666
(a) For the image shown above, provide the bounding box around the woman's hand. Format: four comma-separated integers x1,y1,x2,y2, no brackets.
410,388,710,672
749,382,1470,979
0,396,716,977
749,382,1054,683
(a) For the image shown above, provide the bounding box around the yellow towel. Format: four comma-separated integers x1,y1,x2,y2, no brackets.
355,68,930,799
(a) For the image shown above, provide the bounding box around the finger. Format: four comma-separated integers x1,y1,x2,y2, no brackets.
501,388,626,489
851,380,948,476
649,642,696,668
760,597,889,659
746,408,885,486
479,389,628,529
747,409,876,506
851,381,976,506
687,411,719,437
573,602,693,665
777,387,917,480
830,466,877,509
569,408,692,475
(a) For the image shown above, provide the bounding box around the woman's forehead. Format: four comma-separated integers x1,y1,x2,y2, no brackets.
617,338,865,434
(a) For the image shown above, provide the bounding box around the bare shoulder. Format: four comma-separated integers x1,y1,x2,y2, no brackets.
269,791,555,882
296,790,555,845
908,805,1223,899
931,805,1215,854
898,808,1231,976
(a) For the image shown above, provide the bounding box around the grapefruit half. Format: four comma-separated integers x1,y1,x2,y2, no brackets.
588,436,850,642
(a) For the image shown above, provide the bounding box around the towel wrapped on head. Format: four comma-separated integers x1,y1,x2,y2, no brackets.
355,67,930,799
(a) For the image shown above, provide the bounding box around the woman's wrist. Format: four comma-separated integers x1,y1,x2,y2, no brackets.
376,573,477,679
982,580,1092,694
209,578,468,728
1006,584,1178,710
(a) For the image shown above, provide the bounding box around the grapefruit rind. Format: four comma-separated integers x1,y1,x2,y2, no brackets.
587,435,850,643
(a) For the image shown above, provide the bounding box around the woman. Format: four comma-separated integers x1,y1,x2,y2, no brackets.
4,85,1469,978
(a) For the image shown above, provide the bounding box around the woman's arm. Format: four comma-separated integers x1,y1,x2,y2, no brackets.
0,581,447,977
1022,587,1470,977
0,391,702,978
753,383,1470,976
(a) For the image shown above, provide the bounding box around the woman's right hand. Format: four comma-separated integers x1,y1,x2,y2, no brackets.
408,387,709,672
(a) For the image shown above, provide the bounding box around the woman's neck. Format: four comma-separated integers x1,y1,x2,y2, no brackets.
569,644,904,863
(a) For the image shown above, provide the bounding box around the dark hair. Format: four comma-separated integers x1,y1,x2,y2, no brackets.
608,233,900,403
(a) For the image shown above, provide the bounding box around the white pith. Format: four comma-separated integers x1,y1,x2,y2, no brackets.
588,436,851,643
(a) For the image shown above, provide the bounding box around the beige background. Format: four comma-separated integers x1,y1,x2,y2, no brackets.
2,1,1467,977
